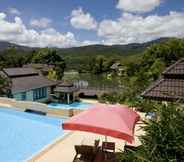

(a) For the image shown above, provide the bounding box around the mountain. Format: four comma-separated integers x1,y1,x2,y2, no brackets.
58,38,169,57
0,41,33,52
0,38,170,70
56,38,170,69
0,37,169,54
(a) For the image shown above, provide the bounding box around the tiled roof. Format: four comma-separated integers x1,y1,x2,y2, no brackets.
162,59,184,78
54,86,79,93
142,79,184,101
3,68,38,78
58,81,74,87
142,58,184,102
11,75,57,93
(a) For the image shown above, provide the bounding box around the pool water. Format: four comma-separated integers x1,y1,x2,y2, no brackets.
48,102,93,110
0,107,65,162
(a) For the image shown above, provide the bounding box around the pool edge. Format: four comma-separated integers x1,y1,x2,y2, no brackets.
26,131,73,162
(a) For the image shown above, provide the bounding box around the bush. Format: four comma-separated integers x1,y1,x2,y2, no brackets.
118,103,184,162
98,92,119,104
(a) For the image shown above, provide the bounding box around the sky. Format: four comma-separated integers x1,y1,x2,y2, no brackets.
0,0,184,48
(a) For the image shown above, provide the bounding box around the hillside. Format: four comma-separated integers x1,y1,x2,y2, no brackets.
57,38,170,69
58,38,169,56
0,41,33,53
0,38,169,55
0,38,170,70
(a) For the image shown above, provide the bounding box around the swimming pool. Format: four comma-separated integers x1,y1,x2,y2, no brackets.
0,107,65,162
48,102,93,110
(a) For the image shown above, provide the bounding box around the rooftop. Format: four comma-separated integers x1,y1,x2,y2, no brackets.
0,67,57,93
163,58,184,77
142,78,184,102
3,68,38,78
11,75,57,93
23,64,55,72
110,63,122,70
142,58,184,102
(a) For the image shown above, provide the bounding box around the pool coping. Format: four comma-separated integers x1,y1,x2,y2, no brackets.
26,131,73,162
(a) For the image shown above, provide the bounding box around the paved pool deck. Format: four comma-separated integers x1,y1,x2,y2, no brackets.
28,117,144,162
80,99,99,104
0,99,145,162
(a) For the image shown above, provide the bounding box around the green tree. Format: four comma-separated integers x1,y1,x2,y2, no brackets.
47,69,57,80
88,55,115,74
0,76,11,96
32,48,66,80
119,103,184,162
2,47,27,67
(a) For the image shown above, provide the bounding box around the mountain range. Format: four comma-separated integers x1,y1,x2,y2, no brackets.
0,38,169,56
0,38,170,70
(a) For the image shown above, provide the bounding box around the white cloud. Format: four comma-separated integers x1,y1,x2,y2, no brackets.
70,7,97,30
81,40,99,46
116,0,160,13
98,12,184,45
8,7,21,15
30,17,52,28
0,12,78,48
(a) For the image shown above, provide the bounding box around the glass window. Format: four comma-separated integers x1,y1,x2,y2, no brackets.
21,92,26,101
33,87,47,101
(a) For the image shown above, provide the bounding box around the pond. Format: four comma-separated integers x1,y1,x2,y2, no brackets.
63,72,123,88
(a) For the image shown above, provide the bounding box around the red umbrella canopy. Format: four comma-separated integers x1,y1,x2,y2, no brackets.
62,104,140,143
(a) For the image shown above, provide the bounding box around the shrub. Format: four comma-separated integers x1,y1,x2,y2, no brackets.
118,103,184,162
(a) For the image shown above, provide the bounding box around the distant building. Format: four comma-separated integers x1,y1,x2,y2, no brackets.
53,81,79,104
110,63,125,76
23,64,55,75
142,58,184,102
0,67,57,102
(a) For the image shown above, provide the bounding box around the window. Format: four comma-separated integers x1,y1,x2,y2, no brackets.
33,87,47,101
21,92,26,101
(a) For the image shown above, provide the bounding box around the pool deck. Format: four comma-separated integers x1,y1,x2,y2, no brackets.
28,117,144,162
0,98,145,162
81,99,99,104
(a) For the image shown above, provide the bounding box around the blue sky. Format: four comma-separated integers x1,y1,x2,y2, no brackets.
0,0,184,47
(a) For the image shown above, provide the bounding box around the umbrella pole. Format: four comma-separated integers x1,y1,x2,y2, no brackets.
105,136,107,142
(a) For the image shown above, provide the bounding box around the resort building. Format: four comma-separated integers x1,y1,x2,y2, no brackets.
142,58,184,102
52,81,79,104
0,67,57,102
23,64,55,76
110,62,125,76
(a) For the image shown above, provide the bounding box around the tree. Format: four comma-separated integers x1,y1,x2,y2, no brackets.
118,103,184,162
0,76,12,97
1,47,27,67
31,48,66,80
88,55,115,74
139,103,184,161
47,69,57,80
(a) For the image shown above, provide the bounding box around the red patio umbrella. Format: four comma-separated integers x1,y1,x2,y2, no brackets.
62,103,140,143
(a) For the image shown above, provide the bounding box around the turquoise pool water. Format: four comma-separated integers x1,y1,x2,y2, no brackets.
0,107,65,162
48,102,93,110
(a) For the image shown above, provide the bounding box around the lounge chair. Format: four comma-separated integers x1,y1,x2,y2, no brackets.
73,145,95,162
102,142,115,153
124,144,142,152
101,142,116,161
73,140,100,162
